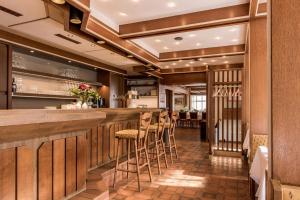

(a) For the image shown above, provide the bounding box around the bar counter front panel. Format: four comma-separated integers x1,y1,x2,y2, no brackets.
0,108,160,200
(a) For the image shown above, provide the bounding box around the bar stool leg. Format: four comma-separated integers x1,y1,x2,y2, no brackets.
127,139,130,179
144,145,153,182
168,132,174,164
113,138,120,189
155,140,161,175
162,141,168,168
172,135,179,159
134,140,141,192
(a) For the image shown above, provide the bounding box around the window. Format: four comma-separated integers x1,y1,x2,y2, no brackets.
191,95,206,111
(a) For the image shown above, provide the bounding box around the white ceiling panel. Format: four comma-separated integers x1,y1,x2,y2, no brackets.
90,0,249,31
159,55,244,69
132,24,247,55
0,0,47,27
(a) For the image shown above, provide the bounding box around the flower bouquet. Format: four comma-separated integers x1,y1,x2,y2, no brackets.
70,83,99,108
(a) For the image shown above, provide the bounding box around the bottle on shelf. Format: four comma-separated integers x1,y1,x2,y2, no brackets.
12,77,17,94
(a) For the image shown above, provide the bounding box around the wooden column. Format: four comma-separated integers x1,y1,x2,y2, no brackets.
0,43,11,109
270,0,300,187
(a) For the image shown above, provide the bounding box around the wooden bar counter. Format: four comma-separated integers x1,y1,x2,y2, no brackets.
0,108,160,200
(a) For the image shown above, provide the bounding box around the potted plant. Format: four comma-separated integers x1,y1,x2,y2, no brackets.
70,83,99,109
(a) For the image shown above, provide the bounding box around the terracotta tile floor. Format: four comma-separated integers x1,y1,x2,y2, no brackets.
110,128,250,200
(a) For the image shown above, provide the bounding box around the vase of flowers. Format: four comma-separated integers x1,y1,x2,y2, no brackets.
70,83,99,109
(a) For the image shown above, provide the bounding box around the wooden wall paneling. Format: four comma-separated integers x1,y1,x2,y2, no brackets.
76,134,87,191
103,125,110,163
17,146,34,200
109,124,115,159
38,142,53,200
91,127,98,167
97,125,103,165
65,137,77,196
53,139,66,200
161,72,207,85
0,43,9,109
271,0,300,186
0,148,16,200
86,129,92,168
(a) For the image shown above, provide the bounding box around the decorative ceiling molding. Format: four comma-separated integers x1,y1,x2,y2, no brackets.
159,44,245,61
119,3,250,39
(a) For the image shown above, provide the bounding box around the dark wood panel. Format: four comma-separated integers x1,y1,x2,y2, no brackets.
53,139,66,200
77,134,87,191
17,146,34,200
103,125,109,163
109,124,115,160
161,72,207,85
66,137,77,195
86,129,91,168
97,126,103,164
0,148,16,200
91,127,98,167
38,142,53,200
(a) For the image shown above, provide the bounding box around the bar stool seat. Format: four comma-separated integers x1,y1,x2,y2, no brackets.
115,129,145,139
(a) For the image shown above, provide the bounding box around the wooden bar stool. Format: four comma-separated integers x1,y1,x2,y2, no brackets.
166,112,179,164
148,111,169,175
113,112,153,192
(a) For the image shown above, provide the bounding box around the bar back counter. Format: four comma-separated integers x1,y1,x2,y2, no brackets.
0,108,160,200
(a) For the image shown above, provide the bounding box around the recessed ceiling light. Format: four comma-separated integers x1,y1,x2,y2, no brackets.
155,39,162,43
189,61,195,64
196,43,201,46
29,50,35,53
229,28,237,32
224,61,229,64
185,64,190,67
174,41,180,45
203,62,208,65
90,43,96,47
211,60,216,62
163,46,169,50
178,60,182,62
222,55,227,59
119,12,128,16
189,34,196,37
215,36,222,40
132,0,140,2
198,58,203,61
68,60,72,63
172,63,177,66
51,0,66,4
127,54,134,58
97,40,106,44
167,2,176,8
232,39,238,42
165,65,170,68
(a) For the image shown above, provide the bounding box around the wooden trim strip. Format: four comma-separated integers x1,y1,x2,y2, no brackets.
250,0,259,18
257,3,267,14
119,4,250,39
0,29,127,75
0,5,22,17
159,45,245,61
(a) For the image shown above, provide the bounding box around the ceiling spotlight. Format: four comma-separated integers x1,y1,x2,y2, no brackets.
155,39,162,43
165,65,170,68
215,36,221,40
174,41,180,45
222,55,227,58
119,12,128,16
167,2,176,8
29,50,35,53
229,28,237,32
185,64,190,67
163,46,169,50
232,39,238,42
172,63,177,66
196,43,201,46
51,0,66,4
127,54,134,58
132,0,140,2
189,61,195,64
174,36,183,41
97,40,106,44
90,43,96,47
203,62,208,65
198,58,203,61
211,60,216,62
68,60,72,63
70,7,82,24
178,60,182,62
189,34,196,37
224,61,229,64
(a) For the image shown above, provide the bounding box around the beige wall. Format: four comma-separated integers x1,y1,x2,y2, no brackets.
249,17,268,135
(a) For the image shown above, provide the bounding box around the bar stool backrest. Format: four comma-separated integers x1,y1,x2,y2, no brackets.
170,112,178,135
179,112,187,119
190,112,198,120
157,110,168,140
139,112,153,143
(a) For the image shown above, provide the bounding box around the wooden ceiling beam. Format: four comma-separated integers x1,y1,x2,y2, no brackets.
159,45,245,61
119,3,250,39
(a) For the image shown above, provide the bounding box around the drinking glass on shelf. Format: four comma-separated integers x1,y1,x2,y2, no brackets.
15,77,23,93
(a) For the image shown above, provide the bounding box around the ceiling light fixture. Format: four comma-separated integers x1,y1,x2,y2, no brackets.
97,40,106,44
155,39,162,43
127,54,134,58
119,12,128,16
222,55,227,58
229,28,237,32
203,62,208,65
174,41,180,45
232,39,238,42
51,0,66,4
163,46,169,50
211,60,216,62
198,58,203,61
224,61,229,64
178,60,182,62
30,50,35,53
189,34,196,37
68,60,72,63
196,43,201,46
189,61,195,64
167,2,176,8
70,7,82,24
172,63,177,66
215,36,222,40
185,64,190,67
